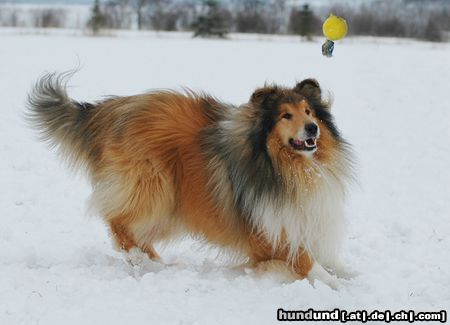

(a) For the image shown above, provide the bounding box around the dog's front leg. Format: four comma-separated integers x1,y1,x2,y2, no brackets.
305,261,341,290
249,234,340,289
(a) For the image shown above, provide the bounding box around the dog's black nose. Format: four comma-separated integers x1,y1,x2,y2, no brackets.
305,123,318,136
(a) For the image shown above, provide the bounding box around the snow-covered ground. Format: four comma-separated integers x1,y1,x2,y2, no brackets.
0,31,449,324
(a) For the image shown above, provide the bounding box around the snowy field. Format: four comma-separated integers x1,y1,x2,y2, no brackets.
0,30,449,324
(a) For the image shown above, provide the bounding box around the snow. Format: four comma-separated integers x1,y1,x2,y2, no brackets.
0,30,449,324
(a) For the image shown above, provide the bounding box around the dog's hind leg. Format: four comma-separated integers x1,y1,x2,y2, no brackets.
93,158,175,265
139,242,161,261
110,216,137,251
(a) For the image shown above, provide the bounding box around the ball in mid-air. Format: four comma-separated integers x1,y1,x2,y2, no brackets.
322,14,348,41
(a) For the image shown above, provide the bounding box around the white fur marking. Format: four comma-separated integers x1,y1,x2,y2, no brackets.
307,261,340,290
251,163,347,267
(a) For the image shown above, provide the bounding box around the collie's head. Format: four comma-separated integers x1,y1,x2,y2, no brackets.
247,79,343,165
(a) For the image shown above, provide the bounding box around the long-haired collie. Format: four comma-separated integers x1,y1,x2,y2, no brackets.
27,73,354,289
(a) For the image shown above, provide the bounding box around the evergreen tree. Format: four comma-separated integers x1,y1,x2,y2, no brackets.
88,0,106,34
289,4,319,40
192,0,228,38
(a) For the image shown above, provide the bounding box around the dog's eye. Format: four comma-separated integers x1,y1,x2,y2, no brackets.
305,109,311,115
282,113,292,120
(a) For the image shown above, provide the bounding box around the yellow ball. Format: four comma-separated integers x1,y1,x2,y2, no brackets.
322,14,348,41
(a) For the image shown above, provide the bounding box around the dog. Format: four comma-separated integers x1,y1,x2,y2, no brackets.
27,73,354,288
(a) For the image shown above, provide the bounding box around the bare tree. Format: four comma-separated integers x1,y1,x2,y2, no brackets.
103,0,133,29
267,0,288,34
174,0,198,31
234,0,268,33
146,0,179,31
0,8,19,27
135,0,145,30
32,9,66,28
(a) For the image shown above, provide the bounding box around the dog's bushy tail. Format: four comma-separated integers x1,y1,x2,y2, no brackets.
26,72,98,171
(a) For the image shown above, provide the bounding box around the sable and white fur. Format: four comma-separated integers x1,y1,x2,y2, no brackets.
27,72,354,288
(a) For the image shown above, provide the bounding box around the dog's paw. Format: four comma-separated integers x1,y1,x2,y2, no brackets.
307,262,342,290
124,247,148,266
331,263,360,280
253,260,298,282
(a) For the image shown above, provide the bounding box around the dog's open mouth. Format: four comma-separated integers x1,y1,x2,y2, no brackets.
289,137,317,151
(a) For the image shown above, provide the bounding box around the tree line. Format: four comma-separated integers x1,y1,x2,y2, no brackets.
0,0,449,42
88,0,450,42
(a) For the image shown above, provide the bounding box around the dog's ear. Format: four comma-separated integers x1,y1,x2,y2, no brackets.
293,79,322,102
250,86,280,106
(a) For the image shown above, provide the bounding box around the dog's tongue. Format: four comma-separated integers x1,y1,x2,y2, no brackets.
293,139,303,146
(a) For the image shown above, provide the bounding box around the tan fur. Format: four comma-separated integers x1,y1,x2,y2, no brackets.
81,94,245,257
81,92,314,278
